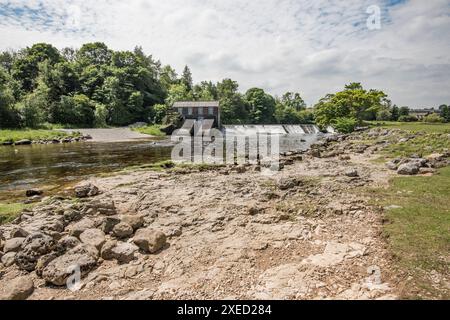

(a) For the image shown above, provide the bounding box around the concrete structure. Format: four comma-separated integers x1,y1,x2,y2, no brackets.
173,101,221,129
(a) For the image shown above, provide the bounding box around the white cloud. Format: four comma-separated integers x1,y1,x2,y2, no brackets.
0,0,449,107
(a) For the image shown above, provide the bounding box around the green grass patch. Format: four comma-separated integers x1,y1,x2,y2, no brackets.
0,202,31,224
366,167,450,299
133,125,166,137
381,133,450,158
0,129,80,143
368,121,450,134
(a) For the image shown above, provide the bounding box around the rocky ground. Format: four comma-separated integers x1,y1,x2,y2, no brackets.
0,128,448,300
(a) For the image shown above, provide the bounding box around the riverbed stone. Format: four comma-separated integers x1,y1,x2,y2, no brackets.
67,218,96,237
0,277,34,300
100,240,118,260
79,229,106,250
4,237,25,253
111,242,138,264
101,216,121,234
10,227,29,238
397,162,420,175
15,139,32,146
26,189,43,197
58,236,81,251
15,232,56,271
74,183,99,198
113,223,134,239
1,252,16,267
121,215,144,231
133,229,166,254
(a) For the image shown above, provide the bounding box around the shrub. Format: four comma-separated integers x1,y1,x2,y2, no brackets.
332,117,358,133
94,103,108,128
376,109,392,121
422,113,445,123
398,115,418,122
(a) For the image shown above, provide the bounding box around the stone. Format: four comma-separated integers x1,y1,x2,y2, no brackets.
0,277,34,300
385,161,398,171
302,242,366,267
35,253,58,277
111,242,138,264
15,232,56,271
1,252,16,267
4,237,25,253
101,216,121,233
15,139,32,146
85,200,116,216
42,247,98,286
113,222,134,239
133,229,167,254
58,236,81,251
26,189,43,197
278,178,301,190
10,228,29,238
419,167,436,174
74,183,99,198
427,153,445,161
79,229,106,250
344,169,359,177
67,218,96,237
121,215,144,231
100,240,118,260
397,163,420,175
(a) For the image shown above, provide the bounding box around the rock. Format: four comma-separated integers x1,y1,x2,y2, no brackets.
0,277,34,300
397,163,420,175
419,167,436,174
84,200,116,216
15,232,56,271
4,237,25,253
42,247,98,286
14,139,32,146
302,242,366,267
67,218,96,237
133,229,167,254
1,252,16,267
35,253,58,277
121,215,144,231
101,216,121,234
113,222,134,239
26,189,43,197
79,229,106,250
427,153,445,161
74,183,99,198
385,161,398,171
278,178,301,190
10,228,30,238
59,236,81,251
100,240,118,260
111,242,138,264
344,169,359,177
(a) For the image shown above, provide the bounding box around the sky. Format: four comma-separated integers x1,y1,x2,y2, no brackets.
0,0,449,108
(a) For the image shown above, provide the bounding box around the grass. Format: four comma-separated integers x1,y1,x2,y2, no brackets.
133,125,166,137
0,202,32,224
0,129,80,143
368,121,450,134
381,133,450,159
366,166,450,299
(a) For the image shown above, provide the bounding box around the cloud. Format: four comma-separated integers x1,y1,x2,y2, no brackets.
0,0,449,107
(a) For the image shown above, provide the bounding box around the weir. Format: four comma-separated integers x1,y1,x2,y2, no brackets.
223,124,320,135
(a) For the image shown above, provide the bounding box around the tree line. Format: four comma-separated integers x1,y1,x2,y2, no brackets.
1,43,448,130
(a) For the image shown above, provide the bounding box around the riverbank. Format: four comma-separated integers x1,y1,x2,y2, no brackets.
0,128,448,300
0,129,87,145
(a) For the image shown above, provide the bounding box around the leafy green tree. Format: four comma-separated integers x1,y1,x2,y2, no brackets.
439,105,450,122
12,43,62,92
193,81,218,101
333,117,358,133
281,92,306,111
216,79,248,124
159,65,178,93
54,95,96,127
181,65,193,91
423,113,444,123
94,103,108,128
0,67,20,128
391,105,400,121
165,83,194,106
399,106,410,117
314,83,389,129
76,42,112,67
151,104,170,124
244,88,276,124
376,108,392,121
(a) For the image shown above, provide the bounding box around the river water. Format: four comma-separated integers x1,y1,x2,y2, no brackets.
0,131,321,203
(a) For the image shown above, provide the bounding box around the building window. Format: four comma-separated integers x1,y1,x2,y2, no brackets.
198,107,203,115
188,107,193,115
208,107,214,115
178,108,183,114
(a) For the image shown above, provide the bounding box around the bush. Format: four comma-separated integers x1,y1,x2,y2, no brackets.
398,115,418,122
332,117,358,133
94,103,108,127
422,113,445,123
376,109,392,121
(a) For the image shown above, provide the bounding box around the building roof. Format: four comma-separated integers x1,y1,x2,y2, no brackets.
173,101,220,108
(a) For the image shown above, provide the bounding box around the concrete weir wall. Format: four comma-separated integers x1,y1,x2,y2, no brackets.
224,124,320,135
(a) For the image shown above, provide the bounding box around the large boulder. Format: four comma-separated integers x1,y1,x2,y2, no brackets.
67,218,96,237
79,229,106,250
4,237,25,253
121,215,144,231
100,240,117,260
15,232,56,271
0,277,34,300
111,242,138,264
100,216,121,234
113,223,134,239
42,245,98,286
133,229,167,254
397,162,420,175
74,184,99,198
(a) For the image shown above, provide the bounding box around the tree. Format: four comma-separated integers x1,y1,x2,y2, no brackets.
54,94,96,127
0,67,20,128
391,105,400,121
281,92,306,111
76,42,112,67
165,83,194,106
193,81,218,101
376,108,392,121
12,43,62,92
244,88,276,124
314,83,389,129
159,65,178,93
423,113,444,123
181,65,193,91
216,79,248,124
399,106,410,117
439,104,450,122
